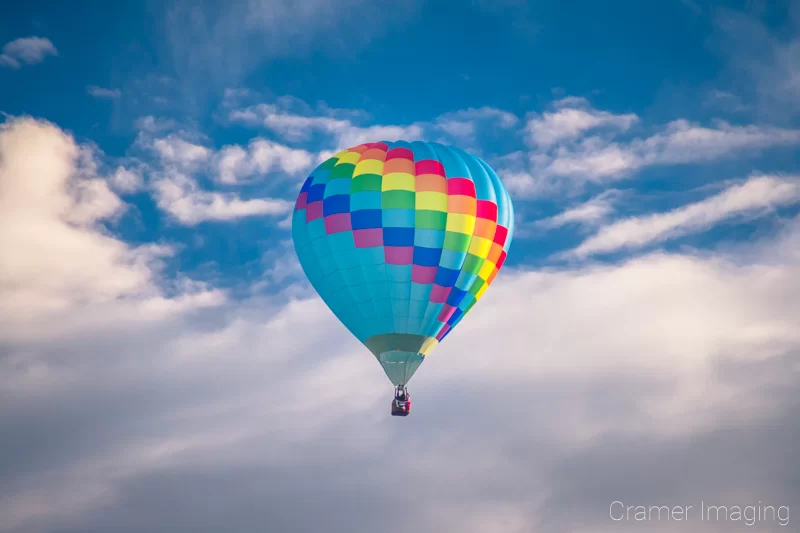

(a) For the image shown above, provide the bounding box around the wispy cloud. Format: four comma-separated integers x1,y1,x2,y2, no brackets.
151,170,292,224
564,174,800,258
435,106,519,140
705,89,749,113
679,0,703,15
151,134,212,169
135,124,302,224
162,0,419,87
214,139,313,184
525,100,638,148
108,166,144,194
229,102,351,142
0,37,57,69
134,115,177,134
536,189,624,230
545,119,800,181
87,86,122,99
714,6,800,120
228,99,425,149
338,124,425,150
228,97,519,153
503,97,800,196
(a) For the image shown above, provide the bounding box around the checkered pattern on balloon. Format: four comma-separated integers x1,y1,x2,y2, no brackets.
292,140,514,386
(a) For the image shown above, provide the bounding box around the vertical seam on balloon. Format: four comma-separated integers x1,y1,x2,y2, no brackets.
472,157,512,308
440,148,482,340
445,150,497,333
403,352,412,386
378,141,395,344
415,143,448,339
462,187,499,324
317,154,369,341
304,165,350,332
419,143,473,339
406,140,436,342
398,140,416,336
324,156,370,340
373,139,395,344
350,145,383,340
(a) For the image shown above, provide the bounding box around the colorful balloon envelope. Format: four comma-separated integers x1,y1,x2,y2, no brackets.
292,141,514,386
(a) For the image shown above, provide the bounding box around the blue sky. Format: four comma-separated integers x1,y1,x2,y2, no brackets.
3,0,783,135
3,0,799,291
1,1,799,532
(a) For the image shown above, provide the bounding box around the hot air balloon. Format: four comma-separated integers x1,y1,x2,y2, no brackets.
291,141,514,416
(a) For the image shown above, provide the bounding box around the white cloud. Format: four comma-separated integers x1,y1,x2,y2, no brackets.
336,124,424,150
434,106,519,139
434,120,476,139
2,121,800,531
551,95,591,108
536,189,623,230
214,138,314,184
214,145,249,183
544,136,636,179
151,134,212,169
3,209,800,531
534,119,800,185
498,169,547,198
0,425,256,532
220,87,255,108
268,114,350,141
152,170,292,224
134,121,306,224
65,176,125,226
0,37,57,69
249,139,313,175
566,174,800,258
500,96,800,194
526,105,638,148
0,291,377,529
228,98,522,151
492,224,800,366
134,115,177,134
228,101,424,149
229,102,352,141
257,240,304,291
87,86,122,99
0,117,222,329
108,166,144,193
494,149,566,198
633,119,800,166
427,224,800,452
